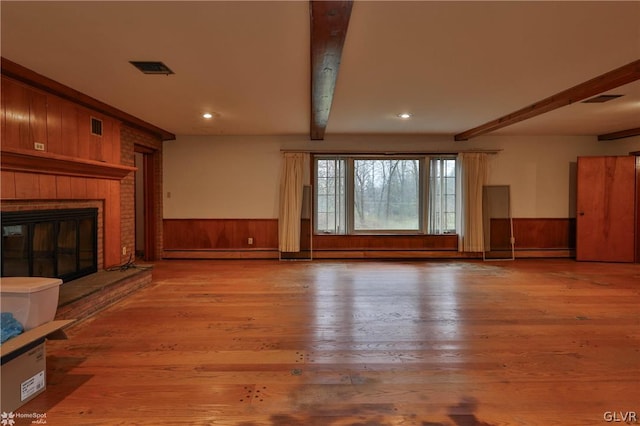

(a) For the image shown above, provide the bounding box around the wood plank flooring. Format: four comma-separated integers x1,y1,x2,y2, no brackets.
16,259,640,425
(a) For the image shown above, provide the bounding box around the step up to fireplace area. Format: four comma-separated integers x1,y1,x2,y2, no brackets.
55,265,153,323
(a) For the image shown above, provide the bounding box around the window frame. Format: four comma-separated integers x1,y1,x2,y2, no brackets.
314,156,348,235
313,154,457,236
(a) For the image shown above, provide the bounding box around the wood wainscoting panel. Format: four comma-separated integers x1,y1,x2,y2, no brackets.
163,218,279,251
38,174,57,199
490,218,575,257
1,170,16,199
312,234,461,259
14,171,40,199
164,219,576,259
313,234,459,251
56,175,73,199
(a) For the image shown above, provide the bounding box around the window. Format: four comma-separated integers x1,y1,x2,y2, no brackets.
314,155,456,235
428,157,457,234
354,159,421,231
315,158,346,234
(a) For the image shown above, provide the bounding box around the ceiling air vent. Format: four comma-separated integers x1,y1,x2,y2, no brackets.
582,94,623,103
129,61,174,75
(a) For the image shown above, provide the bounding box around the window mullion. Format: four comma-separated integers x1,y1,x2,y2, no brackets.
418,157,429,234
346,158,354,234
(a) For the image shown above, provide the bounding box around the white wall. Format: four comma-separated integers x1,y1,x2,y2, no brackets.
163,134,639,219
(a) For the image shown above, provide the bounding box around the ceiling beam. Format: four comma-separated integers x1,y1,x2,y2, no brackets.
598,127,640,141
310,0,353,140
454,59,640,141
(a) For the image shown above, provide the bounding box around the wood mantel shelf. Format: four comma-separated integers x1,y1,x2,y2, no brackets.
1,147,136,180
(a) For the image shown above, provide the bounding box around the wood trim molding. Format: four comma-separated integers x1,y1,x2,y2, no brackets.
636,156,640,263
310,0,353,140
313,250,478,259
1,57,175,141
142,153,157,261
163,250,279,260
455,59,640,141
1,147,136,180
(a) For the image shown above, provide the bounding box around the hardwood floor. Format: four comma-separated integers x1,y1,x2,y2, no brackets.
17,259,640,425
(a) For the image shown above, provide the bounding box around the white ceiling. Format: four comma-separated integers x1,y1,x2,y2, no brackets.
1,1,639,139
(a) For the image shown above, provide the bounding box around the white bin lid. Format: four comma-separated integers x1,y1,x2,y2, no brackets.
0,277,63,293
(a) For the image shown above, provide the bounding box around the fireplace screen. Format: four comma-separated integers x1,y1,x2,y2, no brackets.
2,208,97,282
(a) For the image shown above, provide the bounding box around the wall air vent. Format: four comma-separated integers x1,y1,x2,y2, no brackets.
90,117,103,136
582,94,623,103
129,61,174,75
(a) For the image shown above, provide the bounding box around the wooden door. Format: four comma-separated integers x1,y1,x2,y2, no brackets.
576,156,636,262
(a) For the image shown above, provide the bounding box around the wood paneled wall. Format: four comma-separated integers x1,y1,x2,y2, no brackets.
164,219,279,250
2,61,170,269
313,234,458,250
490,218,576,256
1,76,121,164
164,218,577,259
1,74,129,269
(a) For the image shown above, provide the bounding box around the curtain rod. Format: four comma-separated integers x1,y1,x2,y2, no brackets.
280,149,502,155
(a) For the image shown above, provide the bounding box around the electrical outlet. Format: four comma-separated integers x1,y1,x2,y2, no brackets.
34,142,45,151
248,237,254,245
122,246,127,255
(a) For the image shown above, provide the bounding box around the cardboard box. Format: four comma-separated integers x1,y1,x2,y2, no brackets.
1,320,74,413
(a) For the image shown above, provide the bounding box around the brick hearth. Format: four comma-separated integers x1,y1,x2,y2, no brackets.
55,265,153,324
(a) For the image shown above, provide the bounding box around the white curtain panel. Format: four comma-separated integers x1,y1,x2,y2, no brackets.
278,152,309,252
459,152,489,252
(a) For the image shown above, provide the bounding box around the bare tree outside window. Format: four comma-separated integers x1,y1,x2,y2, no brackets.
354,159,420,230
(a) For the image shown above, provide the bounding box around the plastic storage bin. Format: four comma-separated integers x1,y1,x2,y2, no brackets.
0,277,62,330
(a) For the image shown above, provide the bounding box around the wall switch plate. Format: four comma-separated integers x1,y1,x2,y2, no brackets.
34,142,45,151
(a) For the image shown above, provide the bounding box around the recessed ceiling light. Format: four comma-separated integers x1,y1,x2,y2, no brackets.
202,113,213,119
397,113,412,119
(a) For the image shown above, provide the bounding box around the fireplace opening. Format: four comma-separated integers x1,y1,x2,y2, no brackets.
2,208,98,282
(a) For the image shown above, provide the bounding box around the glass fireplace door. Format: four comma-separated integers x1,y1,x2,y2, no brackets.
1,208,97,282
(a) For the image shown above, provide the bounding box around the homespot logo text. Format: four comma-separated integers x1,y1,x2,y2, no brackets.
1,412,47,425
